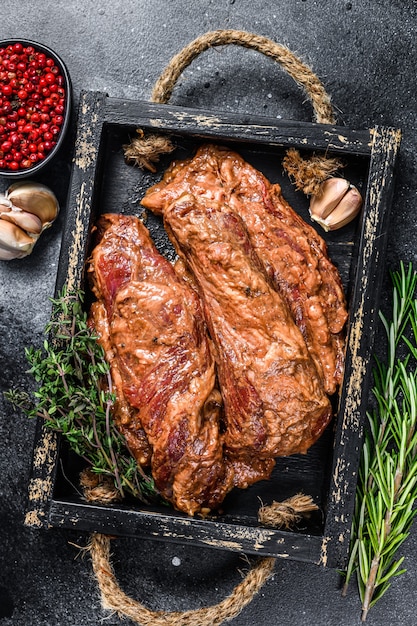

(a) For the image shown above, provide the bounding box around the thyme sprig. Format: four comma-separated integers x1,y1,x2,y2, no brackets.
342,262,417,621
5,286,160,505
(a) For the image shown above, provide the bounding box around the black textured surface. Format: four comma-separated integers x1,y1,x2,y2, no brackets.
1,2,417,625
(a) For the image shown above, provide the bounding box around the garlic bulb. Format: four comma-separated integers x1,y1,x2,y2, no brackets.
309,177,362,232
0,182,59,261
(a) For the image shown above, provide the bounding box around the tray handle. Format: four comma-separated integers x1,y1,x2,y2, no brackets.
90,534,275,626
124,29,342,194
151,29,336,124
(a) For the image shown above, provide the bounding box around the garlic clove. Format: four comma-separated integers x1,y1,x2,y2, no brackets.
321,185,362,231
309,177,362,232
0,208,43,234
0,219,36,256
309,177,351,221
6,182,59,229
311,184,362,232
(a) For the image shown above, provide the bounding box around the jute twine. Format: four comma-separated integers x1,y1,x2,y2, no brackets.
124,29,343,194
87,30,329,625
83,468,318,625
90,534,276,626
150,29,334,123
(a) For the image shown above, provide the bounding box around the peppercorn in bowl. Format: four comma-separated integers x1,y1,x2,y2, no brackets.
0,39,71,178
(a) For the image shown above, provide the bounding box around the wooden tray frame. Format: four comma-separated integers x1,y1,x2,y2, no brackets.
25,90,401,569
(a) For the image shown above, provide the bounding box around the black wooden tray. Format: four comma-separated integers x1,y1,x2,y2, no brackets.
25,90,401,569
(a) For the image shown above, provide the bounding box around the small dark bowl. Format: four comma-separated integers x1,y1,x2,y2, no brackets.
0,39,72,179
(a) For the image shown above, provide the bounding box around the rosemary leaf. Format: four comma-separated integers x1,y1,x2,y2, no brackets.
342,261,417,620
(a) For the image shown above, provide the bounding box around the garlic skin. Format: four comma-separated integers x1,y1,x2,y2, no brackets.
0,247,29,260
0,206,43,234
309,177,362,232
0,219,36,258
0,182,59,261
7,182,59,230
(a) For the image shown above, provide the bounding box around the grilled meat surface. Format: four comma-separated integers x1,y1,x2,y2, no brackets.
163,194,333,481
142,144,348,395
88,213,234,515
86,145,347,516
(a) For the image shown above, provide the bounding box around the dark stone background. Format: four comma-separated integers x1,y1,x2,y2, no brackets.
1,1,416,624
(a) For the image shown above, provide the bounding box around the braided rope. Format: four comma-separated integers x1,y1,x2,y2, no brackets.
87,485,317,624
151,29,335,124
90,534,276,626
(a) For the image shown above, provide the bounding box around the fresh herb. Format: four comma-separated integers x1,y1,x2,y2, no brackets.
342,262,417,621
5,286,160,505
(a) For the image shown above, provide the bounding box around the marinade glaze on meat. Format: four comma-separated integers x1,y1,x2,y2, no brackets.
87,145,348,516
162,196,333,488
88,214,234,515
142,144,348,396
141,144,347,480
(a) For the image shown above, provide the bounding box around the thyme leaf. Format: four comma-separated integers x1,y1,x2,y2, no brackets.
5,286,161,505
342,261,417,621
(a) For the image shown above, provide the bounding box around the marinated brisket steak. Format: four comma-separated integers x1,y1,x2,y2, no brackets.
163,195,332,482
86,145,347,516
142,144,348,395
88,214,234,515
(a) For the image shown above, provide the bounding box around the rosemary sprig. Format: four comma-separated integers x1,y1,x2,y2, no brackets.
342,261,417,621
5,286,160,505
